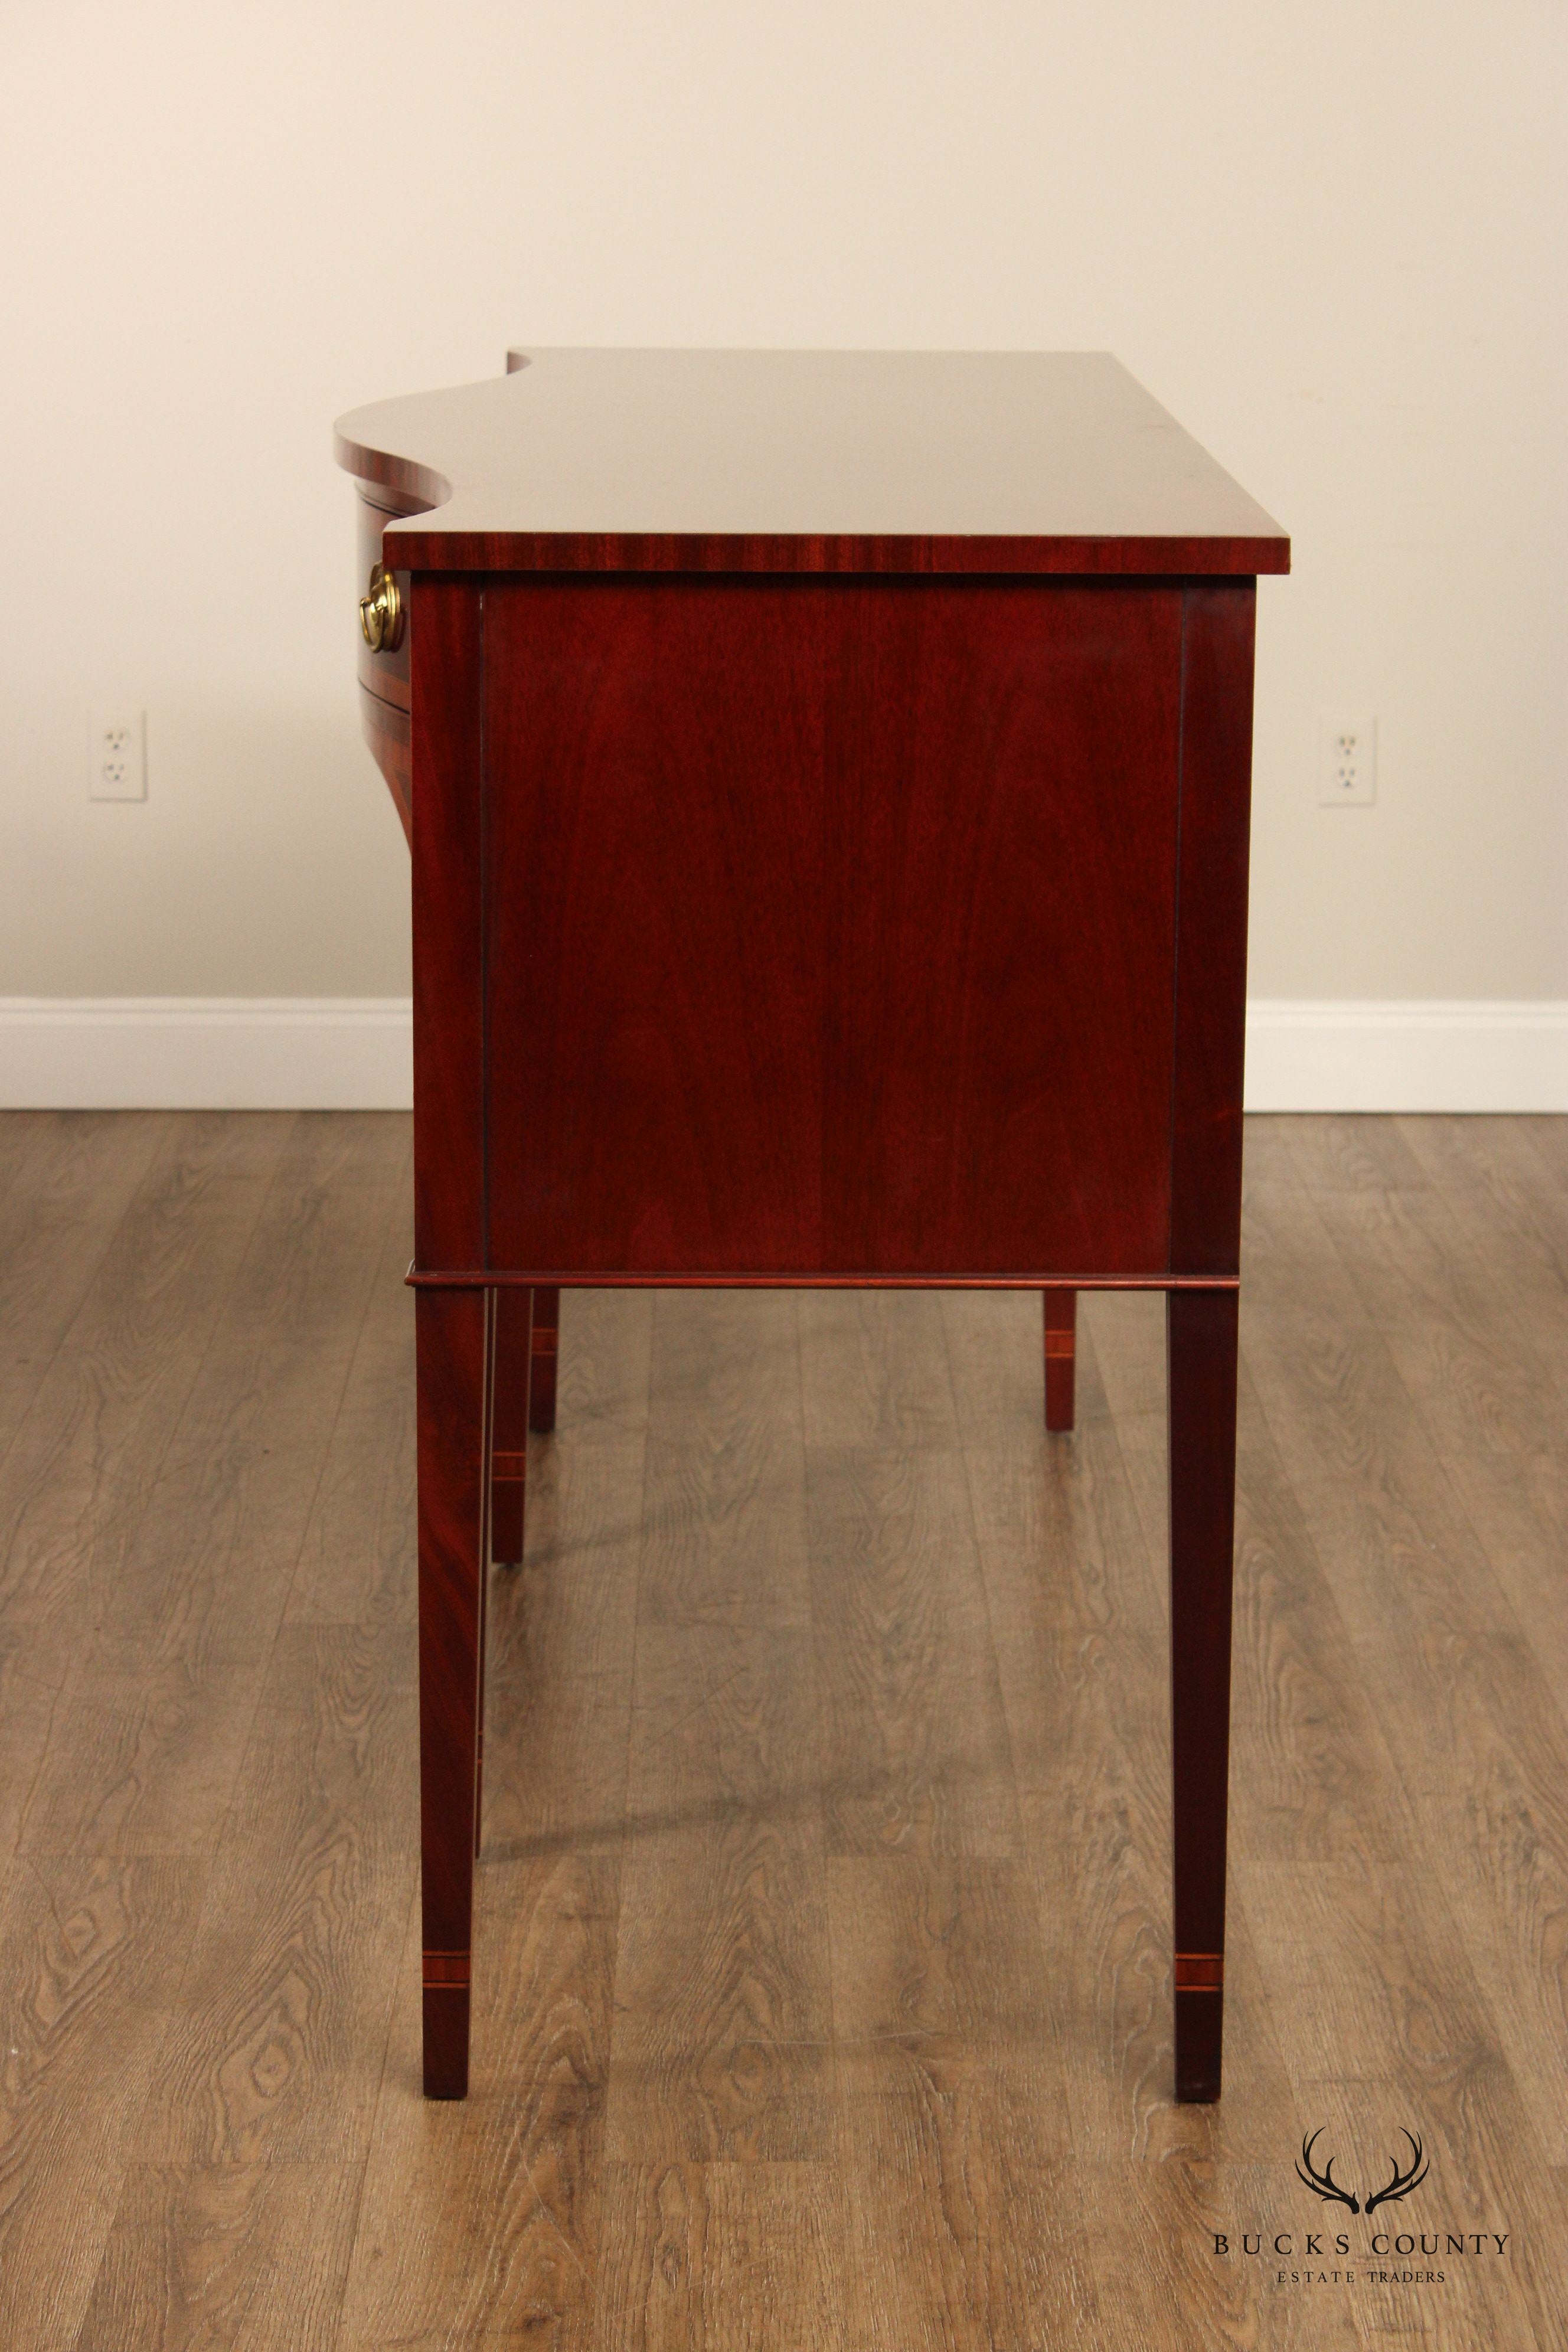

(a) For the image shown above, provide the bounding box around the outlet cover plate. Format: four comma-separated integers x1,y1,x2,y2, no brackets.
1319,713,1377,806
90,710,146,802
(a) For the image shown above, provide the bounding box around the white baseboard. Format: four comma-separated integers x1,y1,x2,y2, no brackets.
0,998,414,1110
0,996,1563,1115
1244,1000,1568,1113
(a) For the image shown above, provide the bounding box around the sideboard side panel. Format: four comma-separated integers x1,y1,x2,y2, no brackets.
482,578,1183,1281
412,578,486,1270
824,582,1182,1274
1168,584,1257,1277
484,580,827,1276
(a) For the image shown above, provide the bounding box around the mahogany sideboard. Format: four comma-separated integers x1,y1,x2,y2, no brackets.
335,348,1289,2103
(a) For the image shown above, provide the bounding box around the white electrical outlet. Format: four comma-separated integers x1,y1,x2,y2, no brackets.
1319,714,1377,806
90,710,146,801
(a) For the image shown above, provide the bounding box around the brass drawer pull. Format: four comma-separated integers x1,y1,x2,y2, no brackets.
359,563,404,652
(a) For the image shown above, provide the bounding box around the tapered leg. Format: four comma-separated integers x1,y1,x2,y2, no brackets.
473,1299,504,1861
491,1287,533,1566
529,1283,560,1433
1167,1285,1239,2102
417,1285,491,2100
1044,1287,1076,1430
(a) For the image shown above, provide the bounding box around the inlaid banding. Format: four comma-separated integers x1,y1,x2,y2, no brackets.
423,1949,471,1988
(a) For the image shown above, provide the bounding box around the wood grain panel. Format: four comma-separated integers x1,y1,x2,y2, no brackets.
357,684,411,847
485,580,1181,1280
824,583,1180,1274
390,524,1289,580
485,580,826,1277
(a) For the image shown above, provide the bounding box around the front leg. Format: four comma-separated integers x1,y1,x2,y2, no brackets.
417,1285,491,2099
1167,1285,1239,2102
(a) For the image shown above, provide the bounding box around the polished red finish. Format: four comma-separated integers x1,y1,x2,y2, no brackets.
528,1285,559,1435
1044,1289,1077,1432
416,1284,490,2099
406,1266,1236,1293
1168,1284,1240,2101
358,688,411,847
338,348,1286,2108
355,488,413,706
410,582,485,1276
485,580,1182,1279
1168,588,1257,1274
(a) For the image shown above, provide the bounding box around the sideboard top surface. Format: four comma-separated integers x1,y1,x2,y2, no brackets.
334,349,1289,577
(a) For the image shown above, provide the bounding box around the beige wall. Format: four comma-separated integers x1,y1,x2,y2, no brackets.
2,1,1563,1003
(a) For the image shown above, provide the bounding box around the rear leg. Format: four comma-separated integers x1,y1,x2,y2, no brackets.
1044,1288,1076,1432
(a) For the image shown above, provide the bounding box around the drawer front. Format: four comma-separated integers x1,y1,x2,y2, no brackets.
482,577,1184,1280
356,488,411,709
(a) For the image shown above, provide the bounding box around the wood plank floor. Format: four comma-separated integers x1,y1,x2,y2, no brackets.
0,1110,1563,2349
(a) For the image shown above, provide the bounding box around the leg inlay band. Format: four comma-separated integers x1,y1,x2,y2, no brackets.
423,1949,472,1988
492,1451,526,1482
1175,1952,1224,1991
